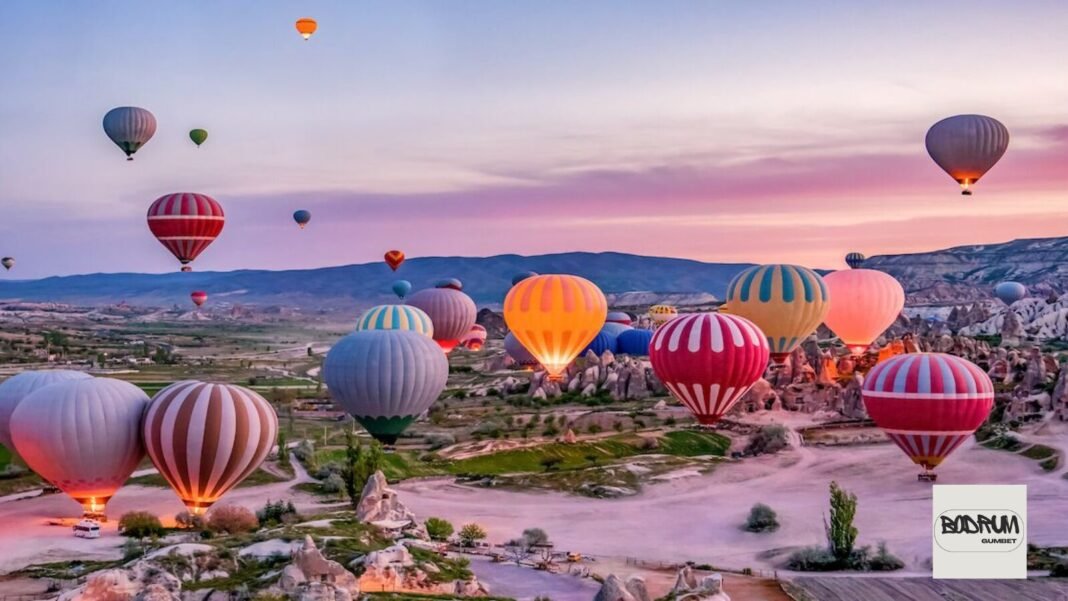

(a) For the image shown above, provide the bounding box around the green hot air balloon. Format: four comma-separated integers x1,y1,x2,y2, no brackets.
189,129,208,147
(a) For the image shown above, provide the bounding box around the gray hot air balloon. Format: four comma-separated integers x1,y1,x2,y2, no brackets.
407,280,477,353
0,369,91,449
1,257,13,271
925,115,1009,195
504,332,539,368
103,106,157,161
10,377,149,516
323,329,448,444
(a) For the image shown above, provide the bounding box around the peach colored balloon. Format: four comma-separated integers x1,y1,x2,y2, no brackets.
823,269,905,356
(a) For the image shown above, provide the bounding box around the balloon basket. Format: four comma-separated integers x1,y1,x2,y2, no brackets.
82,510,107,522
961,189,972,196
918,472,937,482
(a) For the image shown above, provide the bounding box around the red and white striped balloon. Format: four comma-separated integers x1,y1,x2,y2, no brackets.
142,381,278,513
862,353,993,472
147,193,225,270
649,313,769,425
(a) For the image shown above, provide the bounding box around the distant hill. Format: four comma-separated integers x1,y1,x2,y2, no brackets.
864,237,1068,304
0,252,753,309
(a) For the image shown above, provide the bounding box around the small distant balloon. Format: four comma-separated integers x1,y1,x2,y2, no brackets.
392,280,412,299
295,17,317,40
293,209,311,229
190,291,207,307
384,250,405,271
1,257,13,271
925,114,1009,195
103,107,157,161
994,281,1027,305
189,129,208,147
511,271,538,286
845,252,865,269
435,278,463,291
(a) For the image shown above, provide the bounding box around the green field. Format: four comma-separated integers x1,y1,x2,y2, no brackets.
0,444,10,470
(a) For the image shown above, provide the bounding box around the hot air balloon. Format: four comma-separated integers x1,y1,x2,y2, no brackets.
102,107,156,161
407,281,477,353
392,280,412,299
460,324,488,351
511,271,538,286
384,250,405,271
617,328,654,356
295,17,317,40
147,193,225,271
504,274,607,379
190,291,208,307
581,329,618,356
356,304,434,338
649,313,769,425
845,252,865,269
142,381,278,513
726,264,830,365
189,129,208,147
10,378,149,516
0,370,91,450
293,209,311,229
606,311,633,326
648,305,678,327
504,332,539,368
925,115,1009,195
862,353,994,481
436,278,463,291
994,281,1027,305
823,269,905,356
1,257,13,271
601,322,633,338
324,329,448,444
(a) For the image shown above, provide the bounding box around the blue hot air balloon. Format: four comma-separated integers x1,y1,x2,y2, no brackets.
994,281,1027,305
580,329,618,357
600,322,633,338
293,210,311,229
504,332,539,368
392,280,412,299
323,329,448,444
511,271,538,286
616,328,654,356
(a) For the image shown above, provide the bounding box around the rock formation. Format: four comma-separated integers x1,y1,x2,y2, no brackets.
356,470,426,539
278,535,360,600
58,561,182,601
671,566,731,600
593,574,651,601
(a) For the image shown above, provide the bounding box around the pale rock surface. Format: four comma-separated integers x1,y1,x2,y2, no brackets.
356,471,426,539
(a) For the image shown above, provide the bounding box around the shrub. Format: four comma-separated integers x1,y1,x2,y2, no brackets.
586,423,603,434
175,511,205,530
208,505,259,534
786,546,839,571
744,503,780,533
122,539,146,561
118,511,165,539
321,472,346,494
868,542,905,571
425,517,455,542
459,523,487,547
826,481,858,562
540,456,563,472
745,424,789,455
256,499,298,527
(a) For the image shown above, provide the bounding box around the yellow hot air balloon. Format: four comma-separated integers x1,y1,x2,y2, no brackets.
823,269,905,356
648,304,677,327
504,274,607,380
295,17,317,40
726,264,830,364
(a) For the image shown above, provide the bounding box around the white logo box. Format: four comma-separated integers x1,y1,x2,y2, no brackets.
932,484,1027,579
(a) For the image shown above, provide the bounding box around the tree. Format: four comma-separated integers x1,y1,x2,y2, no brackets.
208,505,259,534
277,430,289,463
744,503,780,533
118,511,165,540
340,432,384,508
521,528,550,548
425,517,455,542
459,523,487,547
825,481,858,562
540,456,563,472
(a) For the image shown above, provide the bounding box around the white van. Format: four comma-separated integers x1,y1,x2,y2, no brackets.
73,519,101,539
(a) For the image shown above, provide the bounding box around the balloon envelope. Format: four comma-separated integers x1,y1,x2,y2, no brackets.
295,17,317,39
648,305,678,326
103,106,156,160
189,129,208,147
606,311,633,326
504,332,539,367
10,378,149,515
650,313,769,425
726,264,830,364
190,291,208,307
845,252,865,269
460,324,488,351
356,304,434,338
925,115,1009,195
142,381,278,513
147,193,225,270
862,353,993,472
600,322,633,338
1,257,13,270
384,250,405,271
0,370,91,449
293,209,311,229
581,330,618,356
392,280,412,299
616,328,654,356
407,285,477,352
324,330,448,443
823,269,905,355
511,271,538,286
994,281,1027,305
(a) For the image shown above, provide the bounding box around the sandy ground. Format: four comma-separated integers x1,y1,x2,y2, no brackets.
397,437,1068,576
0,456,317,575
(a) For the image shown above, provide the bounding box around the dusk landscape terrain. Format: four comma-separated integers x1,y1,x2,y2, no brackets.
3,2,1068,601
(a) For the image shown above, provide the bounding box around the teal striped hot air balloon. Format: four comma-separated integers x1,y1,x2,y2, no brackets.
356,304,434,338
726,264,830,364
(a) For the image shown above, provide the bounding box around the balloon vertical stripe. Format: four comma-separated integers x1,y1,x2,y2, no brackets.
726,264,829,362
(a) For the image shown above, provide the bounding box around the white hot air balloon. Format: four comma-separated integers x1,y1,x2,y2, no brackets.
10,377,149,516
102,106,157,161
925,114,1009,195
0,370,92,450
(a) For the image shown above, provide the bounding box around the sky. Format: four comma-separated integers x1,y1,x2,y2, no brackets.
3,1,1068,279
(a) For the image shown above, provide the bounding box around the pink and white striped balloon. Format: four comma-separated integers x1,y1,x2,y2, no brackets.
649,313,770,425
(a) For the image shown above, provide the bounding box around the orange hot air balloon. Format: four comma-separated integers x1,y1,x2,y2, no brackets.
823,269,905,356
384,250,405,271
504,274,607,380
295,17,317,40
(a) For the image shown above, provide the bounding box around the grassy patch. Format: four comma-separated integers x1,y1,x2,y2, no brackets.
0,444,11,470
1020,444,1057,460
128,468,287,489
